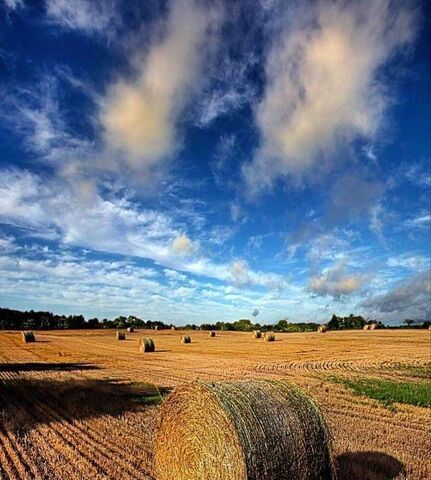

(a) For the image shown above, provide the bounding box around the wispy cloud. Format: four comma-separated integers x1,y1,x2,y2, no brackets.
243,0,419,193
45,0,119,35
101,0,223,171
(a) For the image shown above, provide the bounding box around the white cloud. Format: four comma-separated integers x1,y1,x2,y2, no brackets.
3,0,23,9
45,0,118,35
101,0,223,170
244,0,418,193
308,258,365,298
0,168,286,290
172,233,195,256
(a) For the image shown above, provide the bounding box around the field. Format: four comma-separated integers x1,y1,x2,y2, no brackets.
0,329,430,480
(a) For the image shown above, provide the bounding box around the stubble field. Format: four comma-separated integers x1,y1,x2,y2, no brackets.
0,329,429,480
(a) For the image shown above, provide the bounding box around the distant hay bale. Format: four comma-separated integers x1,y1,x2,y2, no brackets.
22,331,35,343
209,331,216,338
127,327,134,333
264,332,275,342
116,331,126,340
181,335,191,344
253,330,262,339
140,337,155,353
363,325,371,331
318,325,327,333
369,323,377,330
171,326,176,331
155,326,159,330
155,380,335,480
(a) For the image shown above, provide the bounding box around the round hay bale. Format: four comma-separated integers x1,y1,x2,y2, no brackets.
155,380,335,480
127,327,135,333
181,334,191,344
264,331,275,342
22,331,35,343
369,323,377,330
140,337,155,353
253,330,262,339
171,326,176,331
318,325,327,333
155,325,159,330
363,324,371,331
209,331,216,338
116,331,126,340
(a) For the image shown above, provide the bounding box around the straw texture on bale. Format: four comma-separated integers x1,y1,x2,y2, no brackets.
22,331,35,343
140,337,155,353
253,330,261,339
116,331,126,340
264,332,275,342
209,331,216,337
181,335,191,344
155,380,334,480
127,327,135,333
318,325,327,333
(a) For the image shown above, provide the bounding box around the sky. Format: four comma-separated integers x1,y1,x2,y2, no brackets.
0,0,430,325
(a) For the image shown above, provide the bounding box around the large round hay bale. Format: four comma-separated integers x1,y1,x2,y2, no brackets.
127,327,135,333
155,380,334,480
318,325,327,333
369,323,377,330
171,325,176,331
140,337,155,353
253,330,261,339
22,331,35,343
264,331,275,342
363,324,371,331
116,331,126,340
181,334,191,344
209,331,216,338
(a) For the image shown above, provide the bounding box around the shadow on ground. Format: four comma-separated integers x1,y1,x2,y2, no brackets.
336,451,405,480
0,362,100,372
0,371,171,434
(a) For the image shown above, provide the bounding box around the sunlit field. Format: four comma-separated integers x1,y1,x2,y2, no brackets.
0,329,429,479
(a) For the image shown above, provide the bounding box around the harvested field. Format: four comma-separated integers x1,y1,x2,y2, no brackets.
0,329,429,479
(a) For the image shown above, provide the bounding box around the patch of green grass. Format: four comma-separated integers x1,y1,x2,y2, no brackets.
329,376,431,408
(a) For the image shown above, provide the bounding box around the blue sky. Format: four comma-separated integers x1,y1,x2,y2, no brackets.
0,0,429,325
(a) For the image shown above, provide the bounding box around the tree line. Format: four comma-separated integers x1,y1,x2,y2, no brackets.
0,307,429,331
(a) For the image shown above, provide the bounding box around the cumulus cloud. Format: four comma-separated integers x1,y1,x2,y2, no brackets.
308,259,365,298
3,0,23,10
361,272,430,317
101,0,222,170
171,233,195,256
244,0,418,193
45,0,118,35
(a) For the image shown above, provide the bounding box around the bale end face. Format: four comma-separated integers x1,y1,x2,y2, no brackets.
318,325,327,333
155,380,335,480
209,331,216,338
264,332,275,342
181,335,191,344
116,331,126,340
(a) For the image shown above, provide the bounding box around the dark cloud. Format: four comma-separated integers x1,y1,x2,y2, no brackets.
361,272,431,317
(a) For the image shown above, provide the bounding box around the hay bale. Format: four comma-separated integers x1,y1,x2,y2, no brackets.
181,335,191,344
253,330,262,339
369,323,377,330
155,380,335,480
116,331,126,340
209,331,216,338
140,337,155,353
171,326,176,331
127,327,135,333
363,325,371,331
264,331,275,342
318,325,327,333
155,326,159,330
22,331,35,343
